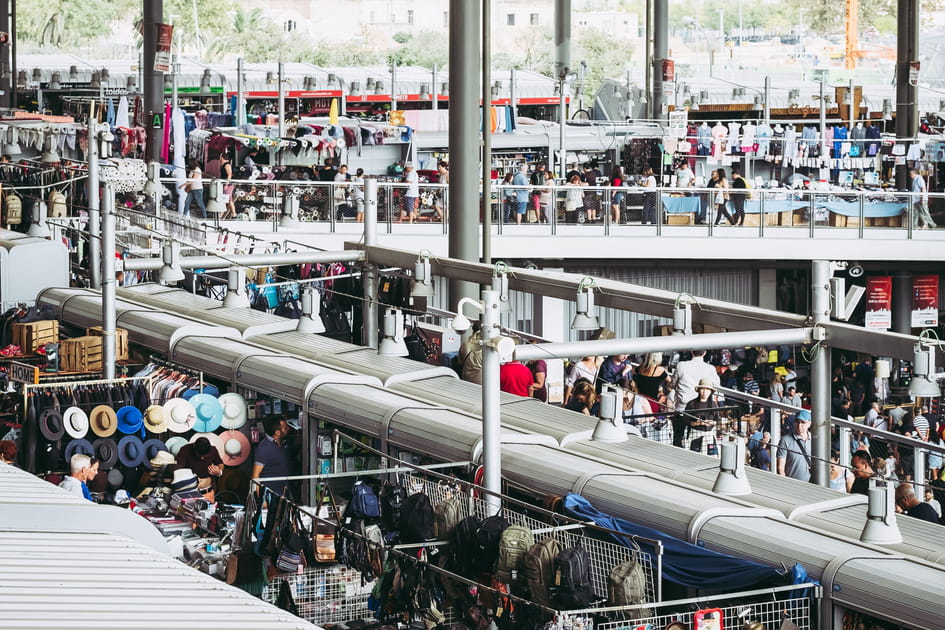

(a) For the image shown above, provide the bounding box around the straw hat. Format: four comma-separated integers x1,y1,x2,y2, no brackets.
117,435,146,468
147,449,177,470
39,408,65,441
163,398,197,433
90,405,118,438
190,432,225,460
91,437,119,469
144,404,169,433
63,406,90,439
142,438,171,470
695,378,716,392
190,394,224,433
165,436,189,457
218,393,248,429
219,430,251,467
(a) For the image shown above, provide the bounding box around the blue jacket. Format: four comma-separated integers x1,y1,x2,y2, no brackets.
513,172,530,203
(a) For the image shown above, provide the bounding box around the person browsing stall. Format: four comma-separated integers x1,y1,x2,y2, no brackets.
175,436,223,480
59,454,97,501
252,416,293,497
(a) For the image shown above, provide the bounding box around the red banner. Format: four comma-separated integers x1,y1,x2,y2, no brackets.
865,276,892,330
912,274,939,328
154,23,174,72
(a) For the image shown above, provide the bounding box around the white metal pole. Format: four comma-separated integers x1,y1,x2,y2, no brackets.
810,260,832,487
236,57,245,125
391,61,398,111
87,110,101,290
362,178,379,348
480,288,502,516
431,64,438,111
171,56,178,109
101,181,117,380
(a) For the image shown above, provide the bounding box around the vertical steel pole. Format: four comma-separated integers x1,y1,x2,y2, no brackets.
171,55,178,109
277,61,285,139
87,112,101,290
101,182,116,380
810,260,832,486
559,78,566,177
554,0,571,81
652,0,669,121
431,64,438,111
391,61,397,111
236,57,245,125
763,75,770,125
895,0,918,189
480,289,502,515
482,0,492,264
819,80,827,162
448,0,481,307
143,0,164,164
362,178,379,349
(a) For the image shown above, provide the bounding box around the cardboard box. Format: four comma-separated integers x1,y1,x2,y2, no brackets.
12,320,58,353
60,336,104,372
665,213,692,225
85,326,128,360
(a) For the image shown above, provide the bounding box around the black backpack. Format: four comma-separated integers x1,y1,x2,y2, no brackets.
399,493,435,543
381,482,408,532
554,546,595,609
475,515,510,573
450,515,481,578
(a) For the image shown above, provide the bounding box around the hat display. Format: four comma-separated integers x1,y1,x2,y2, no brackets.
92,437,119,469
63,406,90,439
218,393,248,429
116,405,145,435
144,404,168,433
219,430,251,467
39,408,65,441
107,468,124,488
147,450,177,470
117,435,146,468
190,394,224,433
190,432,225,460
64,438,95,462
142,438,170,469
695,378,716,392
164,398,197,433
796,409,812,422
171,468,199,493
90,405,118,438
165,436,188,457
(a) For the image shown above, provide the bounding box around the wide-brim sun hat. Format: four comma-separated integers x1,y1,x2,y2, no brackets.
91,437,119,469
117,435,146,468
171,467,199,493
144,404,168,433
164,398,197,433
90,405,118,438
147,449,177,470
64,438,95,462
63,406,90,439
219,430,251,467
165,436,189,457
695,378,716,392
142,438,171,470
190,393,224,433
190,432,225,460
218,393,248,430
39,408,65,441
116,405,145,436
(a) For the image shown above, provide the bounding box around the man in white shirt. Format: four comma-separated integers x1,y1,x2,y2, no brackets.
401,162,420,223
59,454,96,501
675,163,694,190
910,169,936,229
670,350,720,448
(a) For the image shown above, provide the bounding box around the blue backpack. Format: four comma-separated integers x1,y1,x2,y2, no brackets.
349,481,381,519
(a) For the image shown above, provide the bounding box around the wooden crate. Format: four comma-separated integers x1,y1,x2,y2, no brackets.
61,336,103,372
85,326,129,360
12,320,58,353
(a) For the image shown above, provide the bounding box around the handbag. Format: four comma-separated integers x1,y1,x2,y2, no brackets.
275,506,307,573
313,483,339,563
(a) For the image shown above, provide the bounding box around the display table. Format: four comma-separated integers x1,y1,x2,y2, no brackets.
820,200,906,227
662,195,699,224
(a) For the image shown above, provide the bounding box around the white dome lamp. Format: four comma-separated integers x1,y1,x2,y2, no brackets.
378,308,409,356
860,482,903,545
909,343,942,398
592,386,628,443
279,193,301,228
571,277,600,331
205,180,226,215
41,129,60,164
713,439,752,496
296,288,326,333
28,200,51,238
158,242,185,283
222,268,251,308
410,251,434,299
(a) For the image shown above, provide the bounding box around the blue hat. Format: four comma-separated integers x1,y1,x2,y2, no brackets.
142,438,170,470
117,435,145,468
796,409,812,422
190,394,224,433
64,438,95,462
116,405,145,438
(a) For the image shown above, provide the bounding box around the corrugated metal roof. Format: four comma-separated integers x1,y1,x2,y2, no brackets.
0,464,318,630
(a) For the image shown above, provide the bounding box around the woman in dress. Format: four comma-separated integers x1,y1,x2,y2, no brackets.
713,167,733,226
564,356,599,406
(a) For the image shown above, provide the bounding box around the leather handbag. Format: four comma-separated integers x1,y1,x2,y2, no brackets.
313,483,339,563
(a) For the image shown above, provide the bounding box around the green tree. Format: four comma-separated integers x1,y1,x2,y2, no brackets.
574,27,635,104
17,0,137,48
205,7,274,62
387,30,449,68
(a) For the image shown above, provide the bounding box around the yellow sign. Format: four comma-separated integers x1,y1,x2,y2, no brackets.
388,110,405,126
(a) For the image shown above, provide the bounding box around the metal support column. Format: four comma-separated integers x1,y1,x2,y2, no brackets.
362,178,379,349
482,0,492,264
554,0,571,82
651,0,669,120
143,0,164,164
277,61,285,161
895,0,918,189
431,64,438,111
819,81,827,161
480,289,502,516
101,183,117,380
448,0,481,306
810,260,831,487
171,55,178,109
236,57,245,125
87,114,101,290
763,75,771,125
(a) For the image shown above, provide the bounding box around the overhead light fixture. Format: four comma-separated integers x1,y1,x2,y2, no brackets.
28,201,50,238
349,80,361,96
280,194,300,228
41,131,60,163
143,161,162,195
126,75,137,90
492,270,511,314
164,73,173,90
713,439,752,495
378,308,409,356
297,288,326,333
844,88,852,106
16,70,27,88
200,69,211,91
89,71,101,90
100,68,110,81
419,83,430,100
440,82,449,97
49,72,61,90
410,252,434,298
688,94,700,111
31,67,41,81
222,268,251,308
940,99,945,113
909,343,942,397
673,294,696,335
327,72,337,85
860,482,902,545
571,278,600,331
753,94,762,107
592,386,628,442
69,65,79,81
875,359,891,379
366,77,375,90
266,71,275,84
882,98,892,121
158,242,185,283
374,80,385,95
206,180,226,215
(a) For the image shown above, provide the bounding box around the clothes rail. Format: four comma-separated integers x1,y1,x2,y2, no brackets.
22,375,148,421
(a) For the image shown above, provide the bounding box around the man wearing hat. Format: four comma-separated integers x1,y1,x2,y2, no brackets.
175,437,223,486
777,409,812,482
59,453,97,501
684,378,720,455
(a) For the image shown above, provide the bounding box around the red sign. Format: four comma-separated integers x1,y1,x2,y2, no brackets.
661,59,675,82
912,274,939,328
518,97,570,105
154,23,173,72
865,276,892,330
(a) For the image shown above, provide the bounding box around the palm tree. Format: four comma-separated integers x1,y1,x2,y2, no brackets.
206,7,271,62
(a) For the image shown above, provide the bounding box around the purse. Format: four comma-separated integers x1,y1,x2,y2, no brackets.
275,508,307,573
313,483,339,563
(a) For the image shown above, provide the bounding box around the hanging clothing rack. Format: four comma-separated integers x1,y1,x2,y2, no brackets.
22,375,149,422
142,357,205,404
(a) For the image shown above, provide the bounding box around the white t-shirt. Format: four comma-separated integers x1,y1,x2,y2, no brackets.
405,170,420,197
676,167,693,187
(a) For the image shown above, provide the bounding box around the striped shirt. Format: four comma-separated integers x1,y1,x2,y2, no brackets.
912,414,930,441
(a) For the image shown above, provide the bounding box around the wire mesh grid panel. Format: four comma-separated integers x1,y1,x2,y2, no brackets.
396,473,659,608
595,588,815,630
262,565,374,625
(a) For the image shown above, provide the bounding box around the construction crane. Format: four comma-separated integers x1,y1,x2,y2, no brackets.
845,0,896,68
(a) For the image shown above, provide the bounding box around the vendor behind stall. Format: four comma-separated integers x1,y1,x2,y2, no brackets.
175,437,223,486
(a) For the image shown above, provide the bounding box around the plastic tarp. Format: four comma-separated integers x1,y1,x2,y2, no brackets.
564,493,809,591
